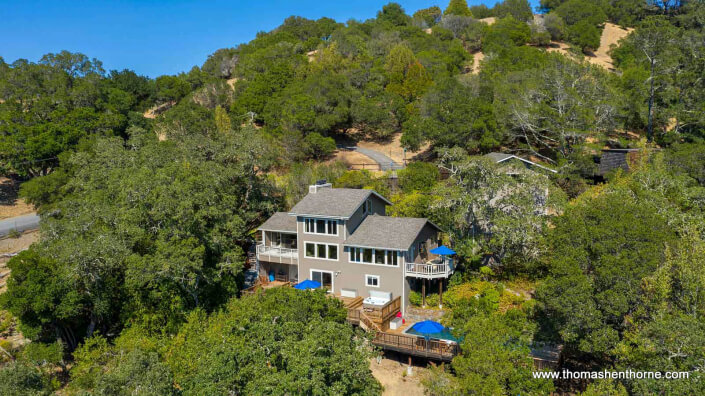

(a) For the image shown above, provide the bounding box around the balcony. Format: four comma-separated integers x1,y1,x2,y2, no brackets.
405,258,453,279
256,244,298,265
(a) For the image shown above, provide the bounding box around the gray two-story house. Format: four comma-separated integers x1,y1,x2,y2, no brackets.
256,182,452,315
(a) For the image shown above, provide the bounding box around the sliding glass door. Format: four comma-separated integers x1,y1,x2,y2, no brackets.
311,270,333,292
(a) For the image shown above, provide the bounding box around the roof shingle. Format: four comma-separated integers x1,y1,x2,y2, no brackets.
290,188,380,218
344,216,438,250
258,212,297,233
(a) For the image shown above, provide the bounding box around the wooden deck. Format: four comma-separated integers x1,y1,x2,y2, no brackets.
371,331,459,362
241,280,291,295
336,294,460,362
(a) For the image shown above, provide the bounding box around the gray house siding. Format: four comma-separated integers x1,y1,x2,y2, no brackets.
258,187,445,316
409,223,441,263
346,195,387,237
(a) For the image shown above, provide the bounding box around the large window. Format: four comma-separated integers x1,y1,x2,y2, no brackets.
349,247,400,266
304,218,337,235
304,242,338,260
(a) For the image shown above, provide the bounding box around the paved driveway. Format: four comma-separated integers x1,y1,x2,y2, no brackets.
348,147,404,171
0,213,40,237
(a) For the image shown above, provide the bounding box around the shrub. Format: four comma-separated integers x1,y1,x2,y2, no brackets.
567,20,601,53
7,229,21,239
334,170,375,189
470,4,493,19
398,162,440,192
413,6,442,27
554,0,607,27
409,291,422,306
530,29,552,47
0,310,14,335
425,293,440,307
0,362,51,395
543,13,566,41
304,132,337,159
483,16,531,50
445,0,473,17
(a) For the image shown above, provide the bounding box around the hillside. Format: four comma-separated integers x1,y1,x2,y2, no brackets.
2,1,705,395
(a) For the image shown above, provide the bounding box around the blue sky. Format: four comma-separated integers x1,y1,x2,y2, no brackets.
0,0,539,78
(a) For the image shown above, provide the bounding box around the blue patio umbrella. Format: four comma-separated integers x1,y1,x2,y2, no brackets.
412,320,445,335
430,245,456,255
294,279,321,290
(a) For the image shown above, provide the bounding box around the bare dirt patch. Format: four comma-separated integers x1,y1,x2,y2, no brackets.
226,77,239,89
306,50,319,62
544,23,632,71
0,230,38,256
586,23,633,70
369,355,429,396
545,40,574,57
479,17,496,25
355,133,430,164
470,51,484,74
143,100,176,119
0,199,34,220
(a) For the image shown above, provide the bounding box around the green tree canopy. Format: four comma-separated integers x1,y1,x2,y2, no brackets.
445,0,473,17
166,288,381,395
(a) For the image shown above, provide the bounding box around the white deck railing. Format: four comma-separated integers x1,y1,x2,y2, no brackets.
256,244,298,264
405,259,453,278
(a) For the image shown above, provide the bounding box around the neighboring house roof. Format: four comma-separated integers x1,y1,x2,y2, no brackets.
258,212,297,233
597,148,641,175
484,152,557,174
289,188,392,219
344,215,441,250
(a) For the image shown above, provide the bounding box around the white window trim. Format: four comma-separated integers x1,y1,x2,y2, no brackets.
303,241,339,261
303,218,338,236
348,247,400,267
365,274,380,288
310,269,334,292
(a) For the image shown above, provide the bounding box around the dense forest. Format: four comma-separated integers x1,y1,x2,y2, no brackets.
1,0,705,394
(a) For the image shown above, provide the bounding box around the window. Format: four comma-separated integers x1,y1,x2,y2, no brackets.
306,243,316,257
375,251,385,265
303,218,337,235
350,247,361,262
304,242,338,260
387,250,398,266
364,199,372,214
363,248,373,263
366,275,380,287
349,247,400,266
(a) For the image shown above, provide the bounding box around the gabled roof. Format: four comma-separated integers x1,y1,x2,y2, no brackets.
289,188,392,219
484,152,557,174
258,212,297,233
344,215,441,251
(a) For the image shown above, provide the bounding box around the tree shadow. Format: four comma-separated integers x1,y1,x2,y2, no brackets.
0,178,19,206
